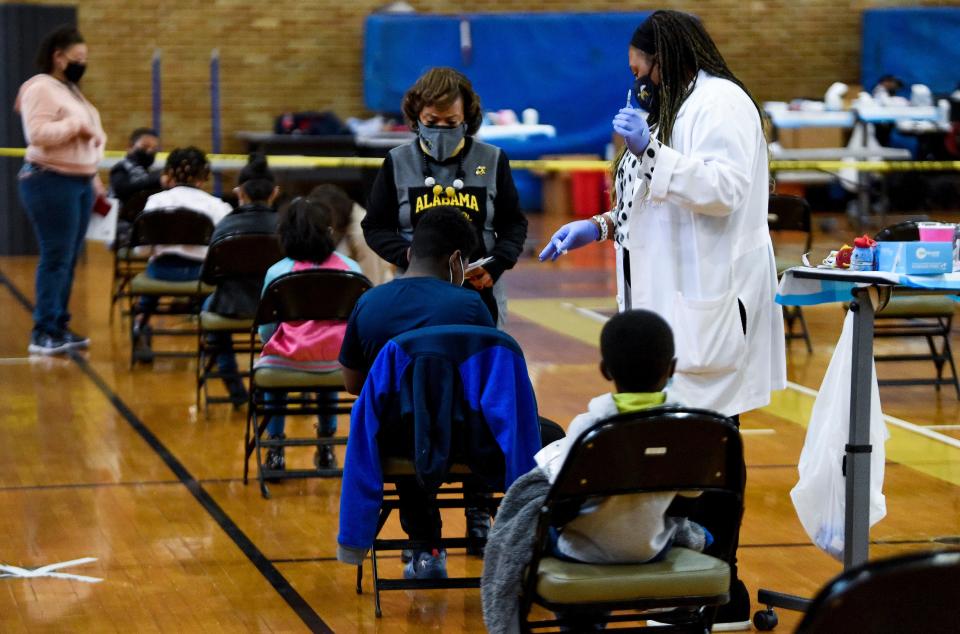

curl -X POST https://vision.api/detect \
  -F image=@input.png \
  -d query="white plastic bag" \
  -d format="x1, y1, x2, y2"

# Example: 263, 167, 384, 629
85, 197, 118, 244
790, 310, 889, 560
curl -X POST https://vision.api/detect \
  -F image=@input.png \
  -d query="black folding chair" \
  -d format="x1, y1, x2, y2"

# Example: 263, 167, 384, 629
769, 194, 814, 352
518, 407, 744, 633
126, 207, 215, 367
243, 269, 372, 498
872, 221, 959, 398
110, 187, 162, 322
352, 325, 540, 618
195, 233, 284, 417
795, 550, 960, 633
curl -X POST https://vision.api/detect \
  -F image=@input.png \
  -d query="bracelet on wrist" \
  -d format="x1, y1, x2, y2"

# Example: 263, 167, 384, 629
592, 215, 609, 242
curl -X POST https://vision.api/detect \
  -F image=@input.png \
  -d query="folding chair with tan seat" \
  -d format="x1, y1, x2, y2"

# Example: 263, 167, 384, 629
518, 407, 744, 633
110, 187, 161, 322
873, 221, 959, 398
126, 207, 216, 367
195, 232, 284, 416
345, 325, 543, 618
243, 268, 372, 498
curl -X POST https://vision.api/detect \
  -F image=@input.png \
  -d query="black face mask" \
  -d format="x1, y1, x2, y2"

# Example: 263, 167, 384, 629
633, 75, 659, 113
64, 62, 86, 83
130, 149, 156, 169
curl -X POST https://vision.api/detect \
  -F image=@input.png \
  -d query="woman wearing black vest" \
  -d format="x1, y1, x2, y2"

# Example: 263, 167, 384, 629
362, 67, 528, 326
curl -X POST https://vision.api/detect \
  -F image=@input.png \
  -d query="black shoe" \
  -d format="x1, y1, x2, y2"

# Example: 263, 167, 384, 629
314, 444, 337, 470
28, 331, 71, 356
60, 329, 90, 349
712, 578, 751, 631
465, 507, 491, 558
224, 377, 248, 409
264, 433, 286, 472
132, 324, 154, 364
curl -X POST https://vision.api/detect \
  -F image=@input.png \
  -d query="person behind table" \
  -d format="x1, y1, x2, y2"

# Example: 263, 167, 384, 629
256, 197, 362, 472
337, 207, 494, 579
132, 146, 232, 363
16, 25, 107, 355
203, 153, 280, 406
308, 184, 394, 286
362, 66, 528, 326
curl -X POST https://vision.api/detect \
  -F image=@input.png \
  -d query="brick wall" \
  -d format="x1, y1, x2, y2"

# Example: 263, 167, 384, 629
2, 0, 954, 154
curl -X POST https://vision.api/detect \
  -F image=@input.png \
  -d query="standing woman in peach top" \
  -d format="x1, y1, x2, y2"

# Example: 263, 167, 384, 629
15, 25, 106, 355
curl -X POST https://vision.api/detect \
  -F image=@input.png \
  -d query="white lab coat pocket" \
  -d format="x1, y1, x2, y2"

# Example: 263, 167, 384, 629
672, 291, 745, 374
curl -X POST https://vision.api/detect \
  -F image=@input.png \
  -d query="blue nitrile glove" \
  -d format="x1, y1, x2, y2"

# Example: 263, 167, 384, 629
612, 107, 651, 156
538, 220, 599, 261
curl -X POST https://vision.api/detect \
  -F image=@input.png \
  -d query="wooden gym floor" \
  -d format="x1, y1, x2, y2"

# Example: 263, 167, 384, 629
0, 216, 958, 632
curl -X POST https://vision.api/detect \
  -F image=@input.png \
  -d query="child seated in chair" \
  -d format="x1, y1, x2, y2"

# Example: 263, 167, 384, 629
132, 146, 232, 363
535, 309, 711, 565
203, 153, 280, 406
256, 196, 362, 472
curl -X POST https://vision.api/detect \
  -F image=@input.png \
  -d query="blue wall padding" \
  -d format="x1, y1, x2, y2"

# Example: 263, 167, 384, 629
862, 8, 960, 96
364, 12, 651, 208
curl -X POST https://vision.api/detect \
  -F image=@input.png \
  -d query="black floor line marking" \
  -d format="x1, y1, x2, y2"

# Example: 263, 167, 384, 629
0, 480, 180, 492
272, 556, 342, 564
0, 272, 331, 633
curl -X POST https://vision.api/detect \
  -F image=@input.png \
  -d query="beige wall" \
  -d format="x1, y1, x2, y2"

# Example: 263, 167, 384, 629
4, 0, 954, 153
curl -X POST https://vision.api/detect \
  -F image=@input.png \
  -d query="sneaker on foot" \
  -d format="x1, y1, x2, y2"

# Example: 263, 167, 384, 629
314, 444, 337, 470
224, 377, 248, 409
60, 329, 90, 349
646, 578, 750, 631
712, 578, 751, 631
28, 331, 71, 356
264, 433, 286, 472
132, 324, 154, 364
403, 549, 447, 580
466, 506, 491, 558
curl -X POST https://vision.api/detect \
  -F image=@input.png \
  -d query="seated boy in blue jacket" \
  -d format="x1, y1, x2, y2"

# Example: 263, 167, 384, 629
337, 208, 495, 579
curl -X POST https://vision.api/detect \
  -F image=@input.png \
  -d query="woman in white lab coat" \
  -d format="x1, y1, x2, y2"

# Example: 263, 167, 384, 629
539, 11, 786, 629
542, 11, 785, 418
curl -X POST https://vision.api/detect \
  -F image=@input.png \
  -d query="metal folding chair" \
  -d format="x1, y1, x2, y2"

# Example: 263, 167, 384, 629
242, 268, 372, 498
195, 233, 284, 416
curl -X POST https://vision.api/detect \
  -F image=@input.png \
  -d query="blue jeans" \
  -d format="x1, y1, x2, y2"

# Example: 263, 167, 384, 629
18, 164, 93, 335
138, 255, 202, 320
264, 390, 338, 437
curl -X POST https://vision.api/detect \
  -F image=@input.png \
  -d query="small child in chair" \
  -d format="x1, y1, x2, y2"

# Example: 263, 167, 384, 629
535, 309, 712, 564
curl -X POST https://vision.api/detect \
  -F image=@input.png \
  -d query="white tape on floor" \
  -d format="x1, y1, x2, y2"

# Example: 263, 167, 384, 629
0, 557, 103, 583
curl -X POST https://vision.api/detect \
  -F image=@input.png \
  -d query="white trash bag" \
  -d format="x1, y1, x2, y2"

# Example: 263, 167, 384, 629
790, 310, 889, 560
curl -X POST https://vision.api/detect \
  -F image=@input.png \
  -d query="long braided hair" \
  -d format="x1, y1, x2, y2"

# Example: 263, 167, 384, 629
613, 11, 766, 191
164, 146, 210, 186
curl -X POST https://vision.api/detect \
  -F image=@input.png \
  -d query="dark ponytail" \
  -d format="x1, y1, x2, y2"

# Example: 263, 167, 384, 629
36, 25, 84, 73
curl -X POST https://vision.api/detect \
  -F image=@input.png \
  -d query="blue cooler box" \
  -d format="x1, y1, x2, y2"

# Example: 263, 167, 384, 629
877, 241, 953, 275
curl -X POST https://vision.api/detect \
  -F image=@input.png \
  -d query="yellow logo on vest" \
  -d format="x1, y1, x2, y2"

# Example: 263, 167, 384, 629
475, 165, 487, 176
414, 191, 480, 214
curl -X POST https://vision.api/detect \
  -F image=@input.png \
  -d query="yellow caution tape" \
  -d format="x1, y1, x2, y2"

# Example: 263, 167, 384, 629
2, 147, 959, 172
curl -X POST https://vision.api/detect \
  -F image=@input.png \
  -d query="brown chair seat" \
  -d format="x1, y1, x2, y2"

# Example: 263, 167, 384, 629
877, 295, 957, 318
199, 311, 254, 331
381, 458, 473, 477
251, 367, 345, 389
130, 273, 213, 296
534, 547, 730, 605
